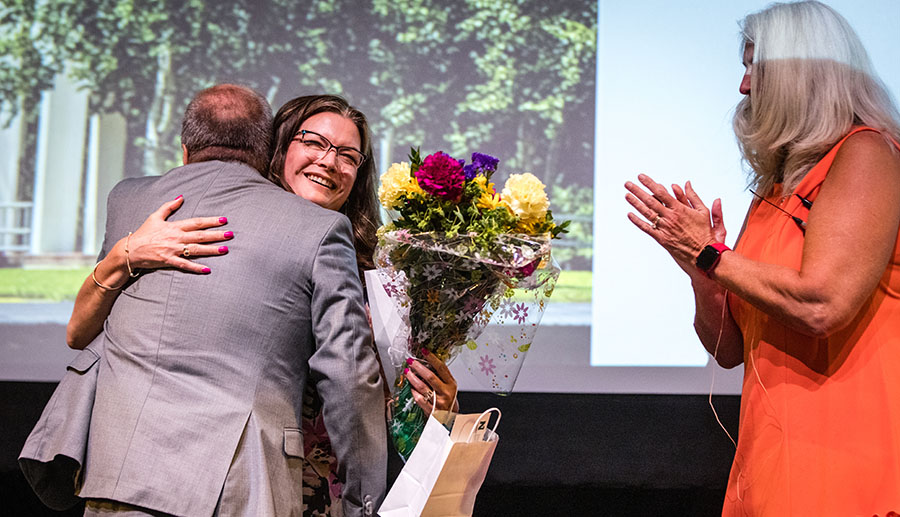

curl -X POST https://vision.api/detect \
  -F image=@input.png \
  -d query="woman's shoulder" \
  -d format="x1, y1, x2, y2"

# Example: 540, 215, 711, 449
822, 127, 900, 206
807, 127, 900, 184
849, 125, 898, 143
833, 128, 900, 170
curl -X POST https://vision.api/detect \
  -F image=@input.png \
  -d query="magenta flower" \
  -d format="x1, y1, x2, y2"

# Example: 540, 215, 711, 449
415, 151, 465, 201
517, 258, 540, 278
383, 280, 401, 298
512, 303, 529, 324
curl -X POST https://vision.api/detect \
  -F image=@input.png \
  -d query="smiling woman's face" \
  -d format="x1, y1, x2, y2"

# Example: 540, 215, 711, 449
282, 111, 360, 211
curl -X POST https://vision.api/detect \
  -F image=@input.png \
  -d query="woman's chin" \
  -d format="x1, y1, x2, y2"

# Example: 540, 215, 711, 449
309, 193, 342, 212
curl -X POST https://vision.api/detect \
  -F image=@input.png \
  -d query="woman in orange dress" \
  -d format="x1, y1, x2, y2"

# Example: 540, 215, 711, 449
625, 1, 900, 514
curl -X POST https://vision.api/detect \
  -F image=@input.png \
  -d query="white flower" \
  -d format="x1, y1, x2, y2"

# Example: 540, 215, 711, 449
501, 173, 550, 224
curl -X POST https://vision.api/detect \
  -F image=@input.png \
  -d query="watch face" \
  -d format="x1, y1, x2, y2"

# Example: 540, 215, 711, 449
695, 245, 719, 271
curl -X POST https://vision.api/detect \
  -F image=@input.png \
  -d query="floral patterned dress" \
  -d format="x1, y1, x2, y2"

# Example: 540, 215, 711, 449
301, 383, 343, 517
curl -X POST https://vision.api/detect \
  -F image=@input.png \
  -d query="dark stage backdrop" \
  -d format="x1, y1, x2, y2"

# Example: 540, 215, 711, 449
1, 382, 740, 516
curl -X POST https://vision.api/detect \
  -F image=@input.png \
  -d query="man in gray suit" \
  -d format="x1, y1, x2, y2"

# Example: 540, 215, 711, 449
71, 84, 386, 516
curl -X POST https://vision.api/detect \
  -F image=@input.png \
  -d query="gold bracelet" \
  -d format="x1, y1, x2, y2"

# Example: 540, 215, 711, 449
125, 231, 140, 278
91, 261, 126, 291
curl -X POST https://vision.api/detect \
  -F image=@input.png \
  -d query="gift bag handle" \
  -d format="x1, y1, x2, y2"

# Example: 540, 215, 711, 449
465, 407, 501, 443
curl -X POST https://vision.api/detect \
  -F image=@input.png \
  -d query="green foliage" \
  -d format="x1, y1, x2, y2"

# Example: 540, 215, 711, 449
391, 188, 517, 246
2, 0, 595, 190
0, 0, 64, 125
407, 147, 423, 173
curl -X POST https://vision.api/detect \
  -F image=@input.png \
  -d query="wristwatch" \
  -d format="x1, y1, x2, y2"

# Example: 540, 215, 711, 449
695, 242, 731, 274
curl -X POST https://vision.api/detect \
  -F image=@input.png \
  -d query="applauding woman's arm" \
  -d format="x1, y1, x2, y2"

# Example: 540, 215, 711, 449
625, 130, 900, 364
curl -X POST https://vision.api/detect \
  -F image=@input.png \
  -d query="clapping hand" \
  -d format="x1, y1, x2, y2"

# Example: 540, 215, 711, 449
625, 174, 726, 274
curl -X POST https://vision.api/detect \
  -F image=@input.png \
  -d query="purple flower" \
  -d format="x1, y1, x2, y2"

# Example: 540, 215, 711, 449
463, 152, 499, 180
479, 355, 496, 375
415, 151, 465, 201
512, 303, 529, 324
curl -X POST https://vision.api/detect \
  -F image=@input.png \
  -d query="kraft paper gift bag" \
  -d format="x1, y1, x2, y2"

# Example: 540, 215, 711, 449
378, 407, 501, 517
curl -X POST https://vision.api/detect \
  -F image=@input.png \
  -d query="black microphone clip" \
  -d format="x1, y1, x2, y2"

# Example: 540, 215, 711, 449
794, 193, 813, 210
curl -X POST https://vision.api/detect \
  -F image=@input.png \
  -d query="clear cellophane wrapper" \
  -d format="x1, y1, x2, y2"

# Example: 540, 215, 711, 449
373, 230, 559, 460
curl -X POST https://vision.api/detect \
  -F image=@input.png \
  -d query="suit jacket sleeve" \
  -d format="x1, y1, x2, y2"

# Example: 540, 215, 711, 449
96, 178, 143, 262
308, 214, 387, 516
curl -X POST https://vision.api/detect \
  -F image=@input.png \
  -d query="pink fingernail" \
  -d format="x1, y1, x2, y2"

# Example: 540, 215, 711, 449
422, 349, 430, 356
403, 368, 409, 374
224, 231, 234, 239
218, 246, 228, 253
406, 357, 414, 365
175, 195, 183, 200
219, 217, 228, 224
201, 267, 211, 274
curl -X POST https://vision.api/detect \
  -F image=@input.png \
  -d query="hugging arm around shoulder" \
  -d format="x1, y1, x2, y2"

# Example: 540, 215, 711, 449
67, 178, 147, 349
307, 214, 388, 516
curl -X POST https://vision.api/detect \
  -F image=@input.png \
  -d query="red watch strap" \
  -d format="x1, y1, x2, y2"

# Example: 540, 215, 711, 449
706, 242, 731, 275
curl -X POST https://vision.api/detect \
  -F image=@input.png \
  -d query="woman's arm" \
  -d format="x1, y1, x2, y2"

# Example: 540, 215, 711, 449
66, 196, 233, 349
651, 191, 745, 368
67, 237, 130, 350
676, 193, 747, 368
628, 131, 900, 340
689, 274, 744, 369
710, 132, 900, 336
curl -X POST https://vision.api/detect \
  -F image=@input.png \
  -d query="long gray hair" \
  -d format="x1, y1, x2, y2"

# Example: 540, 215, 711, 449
733, 0, 900, 195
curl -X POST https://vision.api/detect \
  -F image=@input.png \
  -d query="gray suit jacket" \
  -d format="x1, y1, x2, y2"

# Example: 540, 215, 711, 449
19, 339, 101, 510
76, 160, 385, 516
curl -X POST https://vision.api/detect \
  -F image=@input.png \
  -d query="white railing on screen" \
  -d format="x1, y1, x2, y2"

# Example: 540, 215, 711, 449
0, 201, 32, 253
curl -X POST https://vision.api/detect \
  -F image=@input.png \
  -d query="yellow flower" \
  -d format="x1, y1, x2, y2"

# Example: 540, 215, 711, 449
501, 173, 549, 224
378, 162, 424, 210
514, 220, 538, 234
473, 176, 503, 211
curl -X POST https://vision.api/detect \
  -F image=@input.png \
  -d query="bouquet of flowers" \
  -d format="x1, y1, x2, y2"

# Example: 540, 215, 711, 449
374, 148, 567, 459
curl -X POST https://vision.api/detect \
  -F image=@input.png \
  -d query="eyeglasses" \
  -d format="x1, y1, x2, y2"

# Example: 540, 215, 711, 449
294, 129, 366, 171
749, 189, 813, 233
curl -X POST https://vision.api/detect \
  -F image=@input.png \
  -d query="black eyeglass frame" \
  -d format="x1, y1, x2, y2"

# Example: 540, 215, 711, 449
295, 129, 367, 169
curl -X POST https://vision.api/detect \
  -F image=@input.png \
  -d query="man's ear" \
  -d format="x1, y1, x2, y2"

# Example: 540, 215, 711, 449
182, 144, 189, 165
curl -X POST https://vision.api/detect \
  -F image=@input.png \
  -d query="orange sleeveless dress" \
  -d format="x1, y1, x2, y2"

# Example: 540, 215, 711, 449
723, 127, 900, 516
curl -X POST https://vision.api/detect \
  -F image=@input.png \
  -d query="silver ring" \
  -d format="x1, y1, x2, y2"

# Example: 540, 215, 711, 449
182, 246, 191, 257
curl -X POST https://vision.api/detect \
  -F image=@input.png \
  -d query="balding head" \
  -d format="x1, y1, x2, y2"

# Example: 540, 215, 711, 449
181, 84, 273, 173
